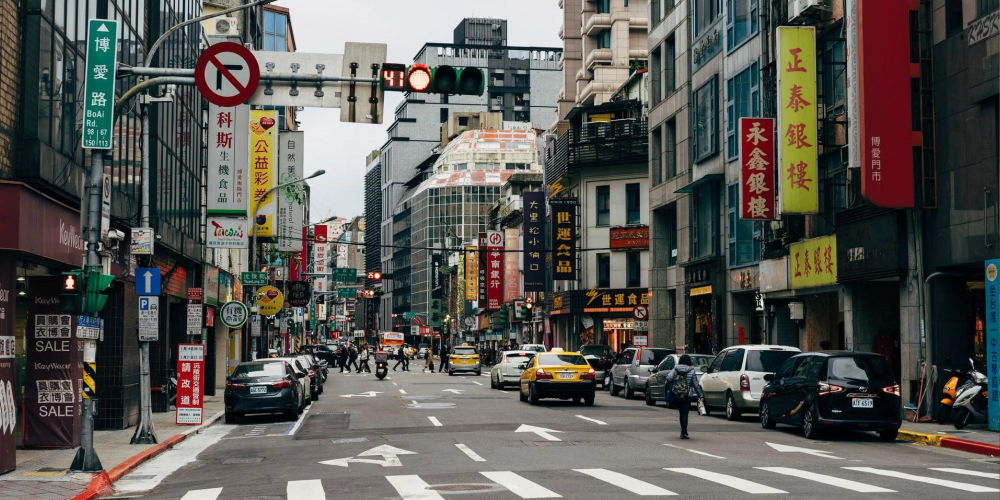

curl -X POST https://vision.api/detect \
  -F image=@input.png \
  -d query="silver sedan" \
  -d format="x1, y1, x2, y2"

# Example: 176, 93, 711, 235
490, 350, 534, 390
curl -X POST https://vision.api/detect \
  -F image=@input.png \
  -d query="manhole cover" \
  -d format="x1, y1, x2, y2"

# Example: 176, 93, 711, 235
331, 437, 369, 444
223, 457, 264, 465
119, 475, 158, 481
429, 484, 495, 492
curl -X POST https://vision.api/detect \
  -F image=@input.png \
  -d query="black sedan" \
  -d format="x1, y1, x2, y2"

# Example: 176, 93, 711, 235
224, 360, 302, 423
759, 351, 901, 441
579, 345, 614, 389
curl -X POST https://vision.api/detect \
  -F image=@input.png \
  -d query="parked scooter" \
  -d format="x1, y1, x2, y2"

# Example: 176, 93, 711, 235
375, 349, 389, 380
935, 360, 970, 424
953, 358, 989, 429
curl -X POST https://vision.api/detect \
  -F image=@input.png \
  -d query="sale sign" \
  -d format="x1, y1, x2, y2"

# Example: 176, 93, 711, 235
176, 344, 205, 425
486, 230, 503, 311
777, 27, 818, 214
739, 118, 776, 220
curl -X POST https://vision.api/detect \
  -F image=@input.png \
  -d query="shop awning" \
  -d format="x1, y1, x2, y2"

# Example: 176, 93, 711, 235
675, 173, 723, 193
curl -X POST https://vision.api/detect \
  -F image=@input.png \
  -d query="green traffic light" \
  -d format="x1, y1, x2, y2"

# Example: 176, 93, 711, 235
457, 67, 485, 96
431, 66, 458, 94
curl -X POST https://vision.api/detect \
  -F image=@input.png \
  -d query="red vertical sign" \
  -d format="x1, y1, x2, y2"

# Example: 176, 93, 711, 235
486, 230, 503, 311
739, 117, 776, 220
176, 344, 205, 425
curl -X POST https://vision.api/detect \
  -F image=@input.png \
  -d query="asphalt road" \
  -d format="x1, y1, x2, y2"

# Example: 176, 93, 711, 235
101, 368, 1000, 500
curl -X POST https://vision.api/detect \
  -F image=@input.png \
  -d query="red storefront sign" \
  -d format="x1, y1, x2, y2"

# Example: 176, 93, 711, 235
485, 231, 503, 311
609, 226, 650, 250
419, 326, 431, 335
504, 229, 520, 302
850, 0, 915, 208
739, 118, 776, 220
176, 344, 205, 425
0, 182, 86, 267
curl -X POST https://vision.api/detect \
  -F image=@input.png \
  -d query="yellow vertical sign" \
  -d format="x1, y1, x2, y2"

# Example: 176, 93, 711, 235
465, 245, 478, 301
249, 109, 277, 237
789, 235, 837, 289
777, 27, 818, 213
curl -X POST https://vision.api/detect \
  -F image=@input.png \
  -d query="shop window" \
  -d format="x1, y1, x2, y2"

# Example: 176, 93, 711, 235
727, 183, 761, 266
598, 253, 611, 287
693, 76, 718, 162
627, 252, 641, 287
626, 183, 641, 224
726, 0, 758, 52
596, 185, 611, 226
725, 61, 759, 161
691, 183, 718, 259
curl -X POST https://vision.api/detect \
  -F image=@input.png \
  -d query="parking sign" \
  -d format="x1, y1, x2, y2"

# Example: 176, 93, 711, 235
138, 296, 159, 341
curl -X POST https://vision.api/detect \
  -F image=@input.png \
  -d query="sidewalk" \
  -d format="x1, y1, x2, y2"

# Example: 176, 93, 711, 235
899, 419, 1000, 457
0, 396, 225, 500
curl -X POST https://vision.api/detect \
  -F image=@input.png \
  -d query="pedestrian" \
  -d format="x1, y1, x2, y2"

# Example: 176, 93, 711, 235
665, 354, 704, 440
393, 345, 407, 371
424, 341, 436, 373
346, 343, 360, 372
357, 345, 371, 373
338, 343, 350, 372
437, 342, 450, 373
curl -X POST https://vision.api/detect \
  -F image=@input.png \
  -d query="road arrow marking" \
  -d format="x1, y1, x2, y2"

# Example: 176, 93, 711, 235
320, 445, 416, 468
339, 391, 382, 398
442, 389, 465, 394
766, 442, 843, 459
515, 424, 562, 442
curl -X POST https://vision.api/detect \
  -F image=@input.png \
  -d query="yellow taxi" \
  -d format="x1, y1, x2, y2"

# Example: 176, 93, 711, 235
518, 351, 597, 405
448, 345, 481, 376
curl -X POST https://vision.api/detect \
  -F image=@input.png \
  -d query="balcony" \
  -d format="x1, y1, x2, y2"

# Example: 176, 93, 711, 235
583, 13, 612, 36
585, 48, 613, 69
545, 115, 648, 183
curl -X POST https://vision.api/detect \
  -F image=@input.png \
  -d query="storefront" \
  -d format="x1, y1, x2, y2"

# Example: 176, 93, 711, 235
728, 266, 764, 346
549, 288, 650, 352
684, 263, 720, 355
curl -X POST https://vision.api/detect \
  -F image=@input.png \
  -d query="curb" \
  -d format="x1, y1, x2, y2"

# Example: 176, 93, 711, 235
68, 409, 226, 500
898, 429, 1000, 457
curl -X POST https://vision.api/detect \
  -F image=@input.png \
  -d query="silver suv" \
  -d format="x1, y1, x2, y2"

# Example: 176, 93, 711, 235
610, 347, 672, 399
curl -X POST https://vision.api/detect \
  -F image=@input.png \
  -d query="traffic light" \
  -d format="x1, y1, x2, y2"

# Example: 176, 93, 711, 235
393, 63, 486, 96
60, 269, 85, 314
406, 64, 432, 93
367, 271, 382, 281
85, 270, 114, 314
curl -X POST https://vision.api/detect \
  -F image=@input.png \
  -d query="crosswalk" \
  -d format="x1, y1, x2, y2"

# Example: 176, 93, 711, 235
173, 466, 999, 499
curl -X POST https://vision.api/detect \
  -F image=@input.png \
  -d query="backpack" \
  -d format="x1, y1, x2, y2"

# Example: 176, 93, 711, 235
671, 371, 690, 401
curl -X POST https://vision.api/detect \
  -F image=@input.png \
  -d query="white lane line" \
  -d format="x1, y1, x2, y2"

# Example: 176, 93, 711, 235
399, 389, 407, 394
455, 443, 486, 462
757, 467, 895, 493
286, 405, 310, 435
662, 443, 726, 459
428, 416, 442, 426
180, 488, 223, 500
472, 381, 483, 386
392, 382, 398, 386
481, 471, 562, 499
386, 475, 446, 500
574, 415, 607, 425
929, 468, 1000, 480
665, 468, 786, 494
574, 469, 676, 496
287, 479, 325, 499
844, 467, 1000, 493
117, 425, 231, 493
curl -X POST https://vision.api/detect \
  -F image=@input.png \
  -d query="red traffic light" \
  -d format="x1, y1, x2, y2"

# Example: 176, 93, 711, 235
367, 271, 382, 281
407, 64, 432, 93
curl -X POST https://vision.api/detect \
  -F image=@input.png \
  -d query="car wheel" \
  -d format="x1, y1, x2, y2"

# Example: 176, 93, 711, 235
726, 392, 741, 421
519, 385, 528, 402
312, 390, 319, 402
879, 429, 899, 442
645, 385, 655, 406
529, 383, 540, 405
584, 392, 595, 406
448, 371, 455, 376
610, 378, 622, 396
573, 397, 582, 405
225, 411, 236, 424
803, 406, 821, 439
760, 401, 776, 429
491, 375, 497, 389
624, 380, 635, 399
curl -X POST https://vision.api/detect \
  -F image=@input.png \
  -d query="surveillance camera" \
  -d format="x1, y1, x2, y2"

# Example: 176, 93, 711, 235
107, 229, 126, 241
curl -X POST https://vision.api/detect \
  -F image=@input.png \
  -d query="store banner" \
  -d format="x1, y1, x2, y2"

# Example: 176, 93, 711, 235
430, 254, 443, 326
846, 0, 914, 208
277, 130, 305, 251
985, 259, 999, 431
777, 27, 818, 214
207, 216, 248, 248
739, 118, 776, 220
551, 199, 577, 280
24, 277, 81, 448
207, 104, 249, 216
465, 246, 478, 301
313, 225, 328, 293
789, 235, 837, 289
485, 231, 503, 311
478, 233, 487, 303
0, 265, 16, 473
504, 228, 520, 303
176, 344, 205, 425
249, 109, 278, 237
522, 191, 545, 292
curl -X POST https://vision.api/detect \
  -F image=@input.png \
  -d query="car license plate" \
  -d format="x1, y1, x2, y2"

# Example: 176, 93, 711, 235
557, 372, 575, 380
852, 398, 873, 408
250, 386, 267, 394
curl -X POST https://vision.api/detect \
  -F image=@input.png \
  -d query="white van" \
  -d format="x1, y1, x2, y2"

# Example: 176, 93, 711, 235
699, 345, 801, 420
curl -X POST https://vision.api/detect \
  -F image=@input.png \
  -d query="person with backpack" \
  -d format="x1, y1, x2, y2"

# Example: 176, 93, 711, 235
666, 354, 704, 440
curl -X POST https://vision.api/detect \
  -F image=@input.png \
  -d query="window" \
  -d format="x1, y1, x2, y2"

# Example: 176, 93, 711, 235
691, 183, 717, 259
596, 185, 611, 225
665, 118, 677, 178
627, 252, 641, 287
597, 29, 612, 49
651, 45, 662, 105
981, 0, 1000, 16
720, 348, 745, 371
652, 126, 663, 185
725, 62, 759, 160
664, 35, 676, 94
726, 0, 759, 51
440, 108, 448, 123
708, 351, 727, 373
692, 76, 718, 162
598, 0, 611, 14
945, 0, 963, 35
746, 350, 798, 373
626, 183, 641, 224
597, 253, 611, 287
651, 0, 662, 24
694, 0, 721, 37
727, 184, 761, 266
666, 205, 678, 266
264, 11, 288, 52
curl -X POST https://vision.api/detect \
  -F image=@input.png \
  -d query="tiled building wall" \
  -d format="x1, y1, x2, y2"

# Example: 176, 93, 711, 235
0, 0, 21, 180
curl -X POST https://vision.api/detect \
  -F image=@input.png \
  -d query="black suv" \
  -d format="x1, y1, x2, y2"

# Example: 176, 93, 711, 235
759, 351, 901, 441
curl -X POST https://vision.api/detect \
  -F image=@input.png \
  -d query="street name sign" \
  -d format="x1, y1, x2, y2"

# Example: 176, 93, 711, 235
331, 268, 357, 283
337, 287, 357, 299
138, 296, 159, 341
195, 42, 260, 107
241, 271, 268, 286
82, 19, 118, 149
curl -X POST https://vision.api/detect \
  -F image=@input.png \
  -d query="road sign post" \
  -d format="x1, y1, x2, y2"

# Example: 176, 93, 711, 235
194, 42, 260, 107
82, 20, 119, 150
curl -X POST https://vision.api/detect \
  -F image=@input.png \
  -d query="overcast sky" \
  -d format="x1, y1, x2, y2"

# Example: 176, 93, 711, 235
278, 0, 563, 222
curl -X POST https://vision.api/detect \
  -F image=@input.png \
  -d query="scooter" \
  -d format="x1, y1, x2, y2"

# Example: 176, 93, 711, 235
935, 361, 969, 424
375, 350, 389, 380
952, 358, 989, 429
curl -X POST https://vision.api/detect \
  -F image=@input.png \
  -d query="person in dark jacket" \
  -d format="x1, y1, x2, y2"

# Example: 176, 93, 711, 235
347, 343, 360, 372
393, 345, 406, 371
437, 342, 450, 373
666, 354, 705, 440
338, 344, 350, 373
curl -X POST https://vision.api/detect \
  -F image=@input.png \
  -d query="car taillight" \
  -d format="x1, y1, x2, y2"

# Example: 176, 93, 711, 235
740, 374, 750, 392
226, 382, 245, 390
581, 368, 596, 380
472, 356, 480, 361
882, 384, 900, 397
818, 382, 844, 396
272, 379, 292, 388
535, 368, 553, 380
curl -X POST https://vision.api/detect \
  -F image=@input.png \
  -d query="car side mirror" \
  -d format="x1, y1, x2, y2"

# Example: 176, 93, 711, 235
700, 366, 708, 373
763, 373, 774, 382
648, 367, 656, 373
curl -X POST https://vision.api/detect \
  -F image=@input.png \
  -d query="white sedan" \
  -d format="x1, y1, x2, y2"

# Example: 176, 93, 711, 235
490, 350, 534, 390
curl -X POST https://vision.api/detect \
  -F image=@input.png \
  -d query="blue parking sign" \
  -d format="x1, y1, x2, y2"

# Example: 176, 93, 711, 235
135, 267, 161, 296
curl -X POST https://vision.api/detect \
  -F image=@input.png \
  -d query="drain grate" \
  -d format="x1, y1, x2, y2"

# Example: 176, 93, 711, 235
119, 475, 158, 481
429, 484, 495, 492
223, 457, 264, 465
331, 437, 369, 444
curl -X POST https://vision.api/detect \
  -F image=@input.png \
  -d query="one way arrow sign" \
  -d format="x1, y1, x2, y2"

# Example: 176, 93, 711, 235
320, 445, 416, 467
135, 267, 161, 296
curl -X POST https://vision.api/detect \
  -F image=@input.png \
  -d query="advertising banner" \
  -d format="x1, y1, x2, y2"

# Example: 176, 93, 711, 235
249, 109, 278, 237
551, 199, 577, 280
176, 344, 205, 425
207, 216, 248, 248
313, 225, 329, 293
522, 191, 545, 292
207, 104, 249, 216
277, 130, 305, 250
485, 231, 503, 311
739, 118, 776, 220
789, 235, 838, 289
777, 27, 818, 214
609, 226, 651, 250
985, 259, 999, 431
24, 277, 81, 448
478, 233, 487, 303
465, 246, 478, 301
504, 228, 520, 303
430, 253, 443, 325
0, 265, 16, 473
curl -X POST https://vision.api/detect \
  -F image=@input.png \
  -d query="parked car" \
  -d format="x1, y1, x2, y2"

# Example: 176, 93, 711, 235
276, 356, 314, 405
760, 351, 901, 441
298, 353, 326, 393
520, 344, 547, 353
225, 360, 302, 423
579, 345, 614, 389
490, 350, 534, 389
518, 352, 597, 405
610, 347, 672, 399
309, 344, 339, 367
645, 353, 716, 406
449, 346, 481, 376
700, 345, 801, 420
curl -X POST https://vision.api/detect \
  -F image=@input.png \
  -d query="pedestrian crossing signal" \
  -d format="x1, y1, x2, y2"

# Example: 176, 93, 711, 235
60, 270, 85, 314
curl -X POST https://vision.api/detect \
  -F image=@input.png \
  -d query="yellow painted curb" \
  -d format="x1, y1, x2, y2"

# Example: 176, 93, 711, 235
898, 429, 944, 446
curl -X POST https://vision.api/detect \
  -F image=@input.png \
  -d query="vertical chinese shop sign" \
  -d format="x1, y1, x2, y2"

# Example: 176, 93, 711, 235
478, 233, 487, 304
551, 199, 577, 280
465, 246, 478, 301
486, 231, 504, 311
176, 344, 205, 425
504, 228, 520, 303
207, 104, 249, 216
522, 191, 546, 292
777, 27, 818, 214
739, 118, 776, 220
277, 131, 305, 251
249, 109, 278, 237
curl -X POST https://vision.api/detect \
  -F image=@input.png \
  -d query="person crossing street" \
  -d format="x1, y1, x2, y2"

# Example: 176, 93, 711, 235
393, 345, 408, 371
346, 343, 360, 372
437, 341, 450, 373
665, 354, 704, 440
357, 345, 371, 373
338, 343, 350, 373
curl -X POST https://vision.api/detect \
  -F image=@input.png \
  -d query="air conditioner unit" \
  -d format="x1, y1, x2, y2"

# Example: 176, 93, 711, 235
212, 17, 239, 36
788, 0, 825, 22
494, 96, 503, 106
491, 78, 499, 86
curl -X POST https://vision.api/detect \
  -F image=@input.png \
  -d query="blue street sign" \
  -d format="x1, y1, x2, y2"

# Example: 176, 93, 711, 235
985, 259, 999, 432
135, 267, 162, 296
